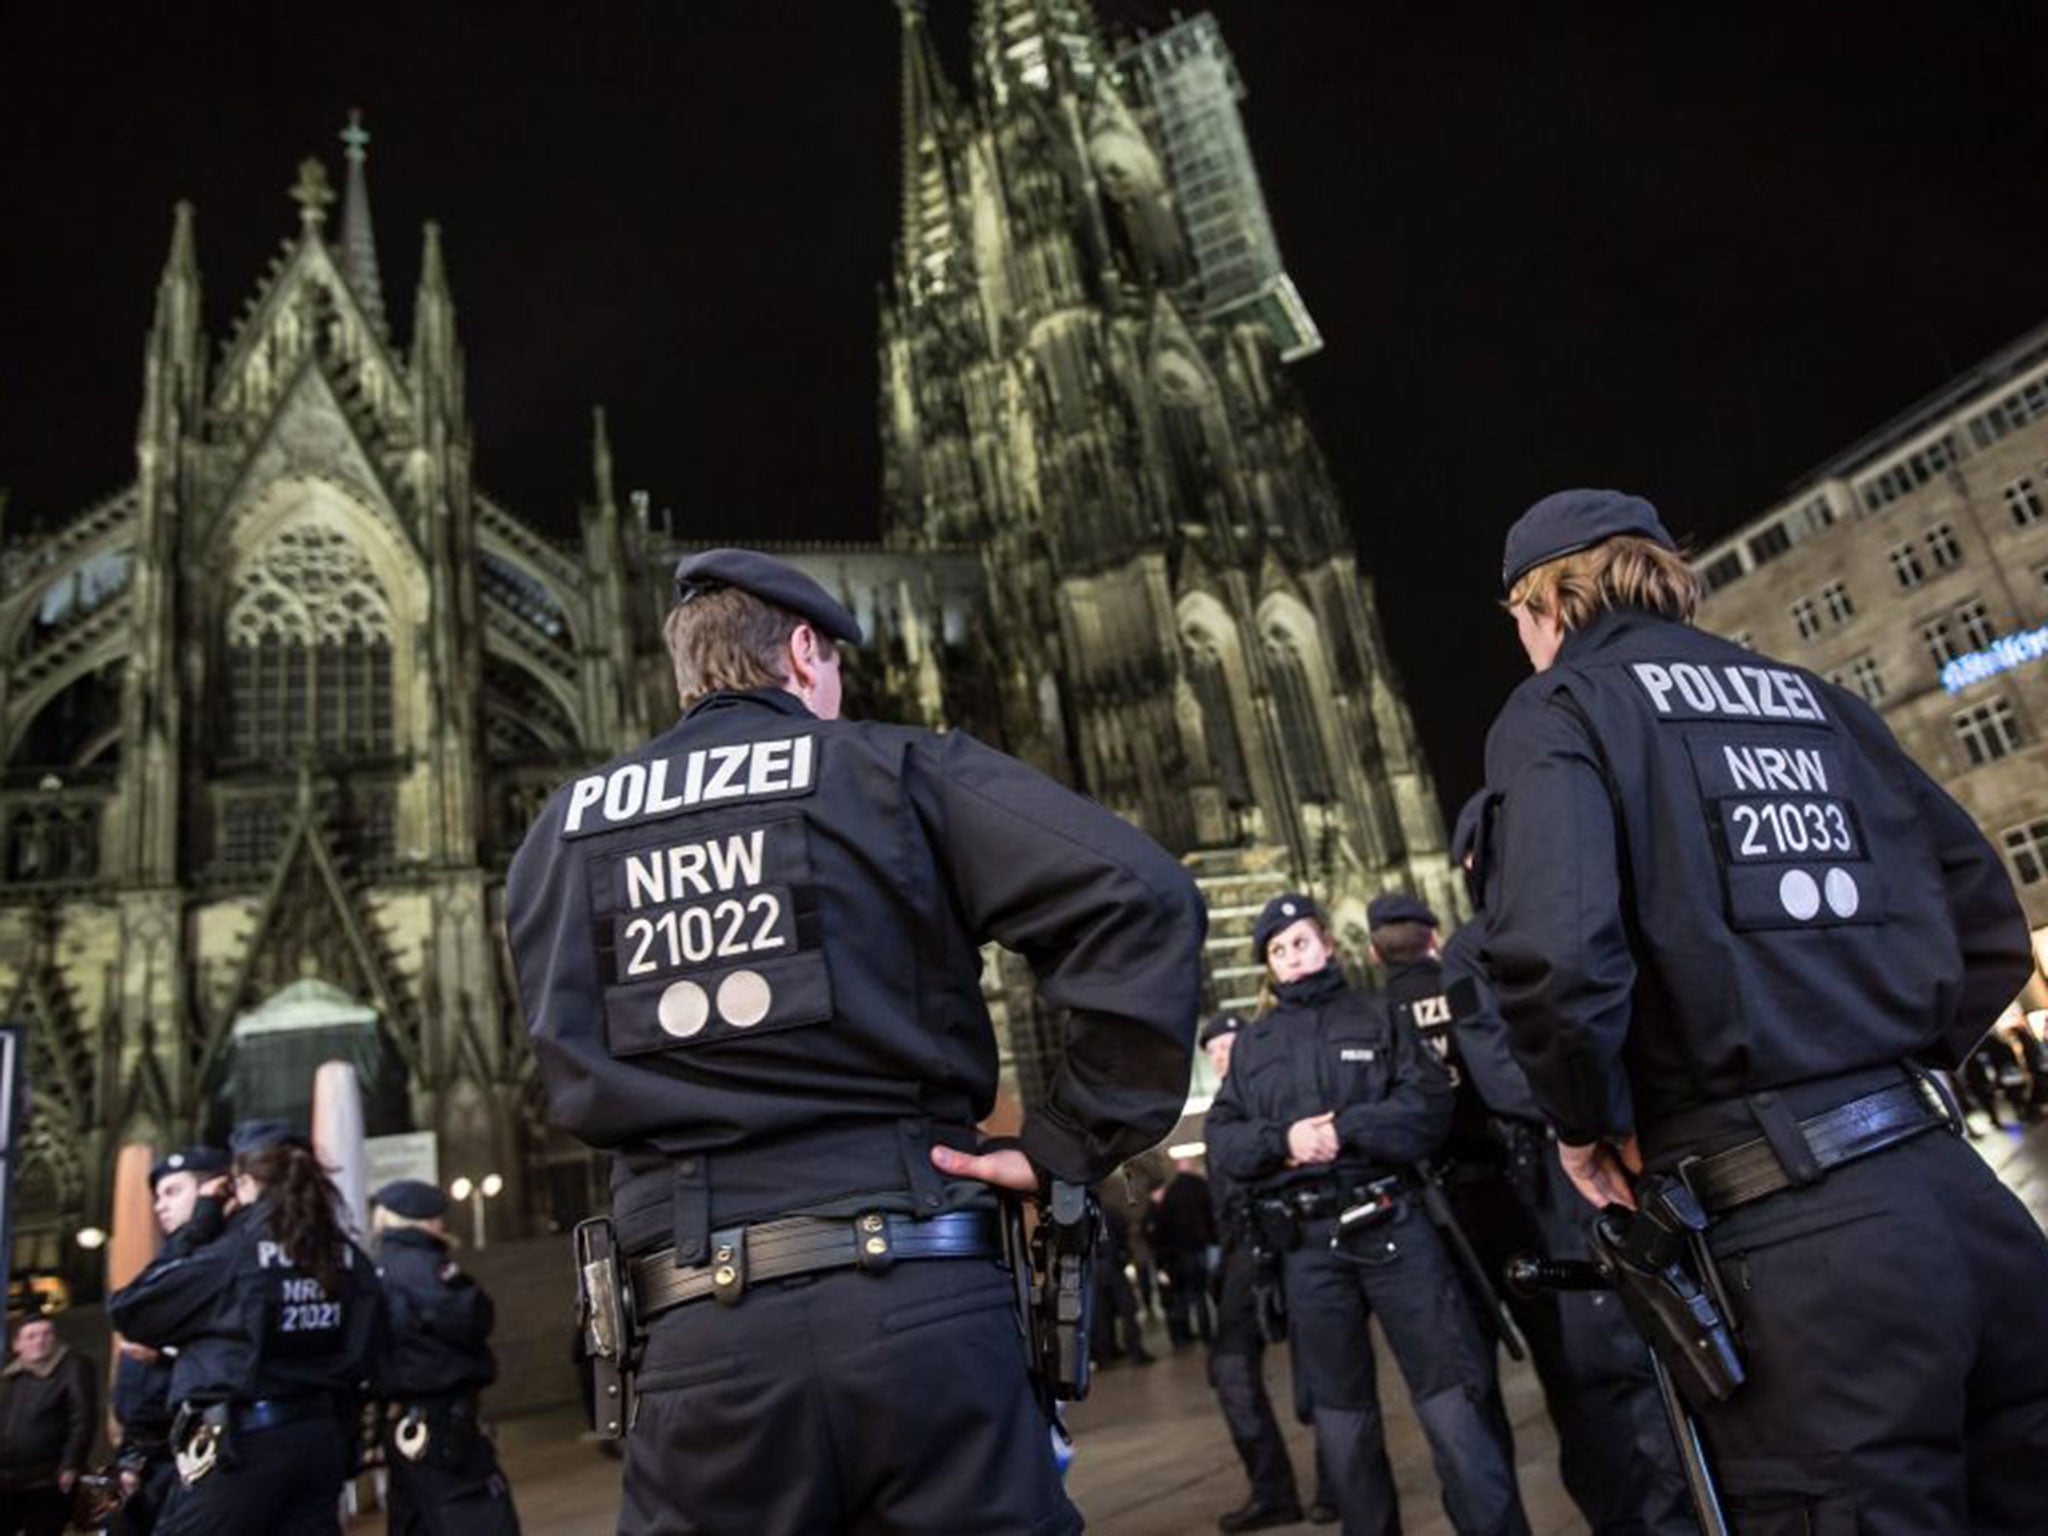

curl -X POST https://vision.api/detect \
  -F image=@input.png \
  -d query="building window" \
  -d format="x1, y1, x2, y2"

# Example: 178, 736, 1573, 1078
1265, 634, 1334, 803
1954, 699, 2023, 766
1820, 581, 1854, 625
1837, 654, 1885, 704
1748, 523, 1792, 565
1955, 598, 1997, 651
1791, 597, 1821, 640
1186, 645, 1252, 806
2010, 476, 2047, 529
1924, 522, 1963, 570
1700, 550, 1745, 593
1858, 432, 1959, 512
1890, 542, 1926, 589
1968, 375, 2048, 448
1923, 616, 1960, 667
2004, 819, 2048, 886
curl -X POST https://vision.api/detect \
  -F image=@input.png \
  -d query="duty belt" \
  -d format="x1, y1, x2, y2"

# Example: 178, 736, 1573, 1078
1681, 1080, 1953, 1214
628, 1208, 1002, 1321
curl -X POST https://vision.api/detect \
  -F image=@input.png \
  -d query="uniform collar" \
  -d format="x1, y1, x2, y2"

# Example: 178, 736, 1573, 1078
1274, 964, 1347, 1008
1556, 605, 1648, 664
380, 1225, 447, 1253
683, 687, 816, 722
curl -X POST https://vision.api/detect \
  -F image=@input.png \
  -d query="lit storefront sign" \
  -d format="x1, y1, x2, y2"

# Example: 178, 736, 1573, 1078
1940, 622, 2048, 693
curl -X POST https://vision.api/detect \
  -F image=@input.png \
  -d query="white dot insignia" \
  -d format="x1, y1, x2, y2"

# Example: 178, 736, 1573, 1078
1778, 869, 1821, 922
1823, 867, 1860, 919
1281, 902, 1297, 916
658, 980, 710, 1038
718, 970, 773, 1028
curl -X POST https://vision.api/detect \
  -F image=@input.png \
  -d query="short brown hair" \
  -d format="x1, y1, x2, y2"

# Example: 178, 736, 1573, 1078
1506, 534, 1701, 632
663, 587, 803, 708
1369, 920, 1433, 965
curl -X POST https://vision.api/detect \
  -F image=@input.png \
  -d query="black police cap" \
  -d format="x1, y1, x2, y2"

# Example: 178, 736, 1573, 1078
670, 548, 864, 645
1199, 1013, 1246, 1048
148, 1145, 230, 1190
227, 1118, 309, 1158
1367, 891, 1438, 931
373, 1179, 450, 1220
1252, 892, 1322, 957
1501, 488, 1676, 592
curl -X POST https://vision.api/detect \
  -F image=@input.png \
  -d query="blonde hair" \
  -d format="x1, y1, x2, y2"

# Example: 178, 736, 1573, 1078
1506, 534, 1701, 632
663, 587, 804, 708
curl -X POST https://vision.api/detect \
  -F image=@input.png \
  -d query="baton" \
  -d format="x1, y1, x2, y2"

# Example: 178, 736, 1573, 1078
1416, 1166, 1527, 1362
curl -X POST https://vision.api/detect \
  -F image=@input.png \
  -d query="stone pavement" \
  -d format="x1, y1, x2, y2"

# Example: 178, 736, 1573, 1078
347, 1115, 2048, 1535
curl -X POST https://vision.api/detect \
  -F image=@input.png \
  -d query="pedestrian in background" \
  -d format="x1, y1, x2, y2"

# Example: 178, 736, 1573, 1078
0, 1314, 96, 1536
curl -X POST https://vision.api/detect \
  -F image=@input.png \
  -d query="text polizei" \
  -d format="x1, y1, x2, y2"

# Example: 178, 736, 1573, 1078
1630, 661, 1826, 722
563, 736, 816, 836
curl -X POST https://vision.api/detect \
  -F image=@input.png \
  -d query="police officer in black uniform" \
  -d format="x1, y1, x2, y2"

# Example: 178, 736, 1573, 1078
1479, 488, 2048, 1533
371, 1179, 520, 1535
1201, 1012, 1305, 1533
106, 1121, 383, 1536
111, 1147, 232, 1535
1206, 893, 1529, 1536
1370, 886, 1692, 1536
507, 548, 1204, 1535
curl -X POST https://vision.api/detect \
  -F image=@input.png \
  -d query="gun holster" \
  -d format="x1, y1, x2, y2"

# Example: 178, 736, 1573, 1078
1592, 1176, 1746, 1407
170, 1403, 234, 1488
1009, 1181, 1099, 1407
574, 1216, 639, 1441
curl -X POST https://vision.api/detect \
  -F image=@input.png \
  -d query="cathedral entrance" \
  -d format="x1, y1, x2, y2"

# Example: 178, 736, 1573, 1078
207, 977, 409, 1141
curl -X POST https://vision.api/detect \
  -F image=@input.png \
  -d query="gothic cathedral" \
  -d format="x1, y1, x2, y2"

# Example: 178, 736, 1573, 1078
0, 5, 1452, 1283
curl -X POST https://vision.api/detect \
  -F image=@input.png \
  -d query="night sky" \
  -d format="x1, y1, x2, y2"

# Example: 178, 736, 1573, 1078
6, 1, 2048, 812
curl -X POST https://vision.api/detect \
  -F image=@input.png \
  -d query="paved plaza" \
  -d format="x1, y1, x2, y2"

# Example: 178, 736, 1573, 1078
348, 1119, 2048, 1535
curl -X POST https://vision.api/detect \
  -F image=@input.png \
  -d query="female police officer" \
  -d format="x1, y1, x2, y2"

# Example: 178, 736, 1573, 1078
1479, 488, 2048, 1533
1206, 894, 1529, 1536
107, 1121, 382, 1536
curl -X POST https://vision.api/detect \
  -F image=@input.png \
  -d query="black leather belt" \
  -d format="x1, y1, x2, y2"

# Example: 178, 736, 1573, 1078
231, 1395, 336, 1433
1682, 1080, 1952, 1214
629, 1208, 1002, 1321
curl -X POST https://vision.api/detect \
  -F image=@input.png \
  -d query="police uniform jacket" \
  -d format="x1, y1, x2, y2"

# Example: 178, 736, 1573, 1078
112, 1202, 222, 1448
1479, 606, 2033, 1149
376, 1227, 495, 1400
1204, 966, 1454, 1189
107, 1198, 382, 1407
507, 687, 1205, 1255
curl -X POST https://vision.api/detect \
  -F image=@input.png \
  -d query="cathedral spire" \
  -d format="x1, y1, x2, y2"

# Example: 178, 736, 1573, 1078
591, 404, 616, 513
140, 199, 204, 446
410, 221, 462, 428
337, 110, 389, 337
896, 0, 964, 293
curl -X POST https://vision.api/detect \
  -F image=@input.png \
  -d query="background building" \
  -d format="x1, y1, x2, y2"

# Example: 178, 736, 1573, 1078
0, 3, 1453, 1284
1693, 320, 2048, 984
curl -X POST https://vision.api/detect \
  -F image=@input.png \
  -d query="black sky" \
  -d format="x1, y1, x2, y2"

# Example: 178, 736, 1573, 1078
6, 2, 2048, 812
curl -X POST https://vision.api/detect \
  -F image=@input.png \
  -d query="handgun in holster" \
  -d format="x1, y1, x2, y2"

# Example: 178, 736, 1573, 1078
1241, 1203, 1291, 1344
1591, 1175, 1745, 1407
574, 1216, 639, 1441
1008, 1181, 1099, 1407
170, 1402, 235, 1487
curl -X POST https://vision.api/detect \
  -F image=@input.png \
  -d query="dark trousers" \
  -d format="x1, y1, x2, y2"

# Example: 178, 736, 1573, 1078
1209, 1241, 1299, 1511
1283, 1201, 1529, 1536
154, 1417, 348, 1536
115, 1454, 178, 1535
0, 1487, 67, 1536
1447, 1169, 1693, 1536
387, 1416, 521, 1536
620, 1258, 1078, 1535
1693, 1128, 2048, 1535
1163, 1250, 1215, 1344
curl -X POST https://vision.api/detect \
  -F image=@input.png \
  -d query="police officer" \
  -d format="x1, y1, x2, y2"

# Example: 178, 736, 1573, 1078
111, 1146, 231, 1535
1479, 488, 2048, 1531
1370, 884, 1692, 1536
506, 548, 1204, 1534
371, 1179, 519, 1534
1206, 893, 1529, 1536
1200, 1012, 1305, 1533
106, 1121, 383, 1536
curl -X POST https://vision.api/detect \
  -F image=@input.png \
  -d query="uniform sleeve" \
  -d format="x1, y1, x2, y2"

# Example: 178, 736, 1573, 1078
1332, 1006, 1455, 1163
1202, 1056, 1290, 1183
419, 1272, 495, 1350
1833, 690, 2034, 1062
1480, 687, 1639, 1145
107, 1233, 238, 1348
914, 733, 1206, 1185
1438, 925, 1545, 1123
507, 792, 615, 1148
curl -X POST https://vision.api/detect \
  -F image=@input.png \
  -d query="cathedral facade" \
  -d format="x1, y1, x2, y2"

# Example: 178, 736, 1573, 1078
0, 5, 1452, 1285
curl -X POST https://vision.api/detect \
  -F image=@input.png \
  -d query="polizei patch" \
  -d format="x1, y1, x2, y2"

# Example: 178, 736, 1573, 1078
1629, 661, 1827, 723
560, 735, 817, 838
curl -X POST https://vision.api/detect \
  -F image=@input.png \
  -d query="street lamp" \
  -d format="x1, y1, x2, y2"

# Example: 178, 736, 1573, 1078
447, 1175, 503, 1250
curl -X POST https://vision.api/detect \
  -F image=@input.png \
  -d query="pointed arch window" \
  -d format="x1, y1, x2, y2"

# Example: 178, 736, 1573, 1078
224, 524, 394, 762
1185, 643, 1252, 806
1266, 633, 1333, 803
